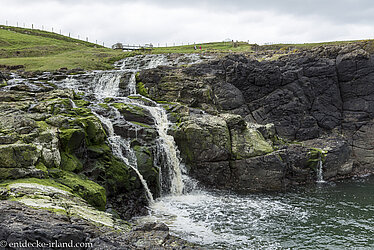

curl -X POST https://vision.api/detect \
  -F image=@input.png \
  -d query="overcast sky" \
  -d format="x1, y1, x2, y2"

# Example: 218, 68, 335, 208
1, 0, 373, 47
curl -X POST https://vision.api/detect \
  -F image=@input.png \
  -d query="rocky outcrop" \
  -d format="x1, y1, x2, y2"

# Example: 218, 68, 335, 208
0, 70, 196, 248
137, 43, 374, 190
0, 194, 194, 249
0, 76, 152, 219
172, 110, 351, 191
1, 44, 374, 246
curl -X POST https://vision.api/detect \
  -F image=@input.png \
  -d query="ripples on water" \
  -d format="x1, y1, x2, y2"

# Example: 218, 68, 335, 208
142, 175, 374, 249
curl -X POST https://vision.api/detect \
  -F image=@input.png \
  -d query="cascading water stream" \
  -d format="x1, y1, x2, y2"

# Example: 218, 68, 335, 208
36, 54, 374, 249
94, 110, 154, 202
147, 106, 184, 195
316, 157, 325, 183
57, 54, 205, 201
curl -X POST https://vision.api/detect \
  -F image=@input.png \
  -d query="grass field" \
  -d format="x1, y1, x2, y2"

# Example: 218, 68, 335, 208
151, 39, 374, 54
0, 25, 133, 71
0, 24, 372, 71
151, 41, 253, 54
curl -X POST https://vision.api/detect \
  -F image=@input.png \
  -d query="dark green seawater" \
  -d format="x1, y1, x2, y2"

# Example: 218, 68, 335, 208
147, 175, 374, 249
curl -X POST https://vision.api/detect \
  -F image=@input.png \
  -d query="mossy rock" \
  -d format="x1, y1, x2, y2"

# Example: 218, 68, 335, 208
111, 103, 154, 125
0, 144, 39, 168
60, 152, 83, 172
73, 99, 91, 107
0, 177, 74, 193
231, 125, 274, 160
133, 145, 160, 197
46, 98, 73, 115
35, 162, 48, 173
69, 107, 92, 117
70, 116, 106, 145
98, 103, 110, 110
175, 115, 231, 163
59, 128, 86, 153
104, 156, 139, 195
48, 170, 106, 210
136, 81, 150, 98
0, 79, 7, 88
308, 147, 327, 170
87, 144, 111, 158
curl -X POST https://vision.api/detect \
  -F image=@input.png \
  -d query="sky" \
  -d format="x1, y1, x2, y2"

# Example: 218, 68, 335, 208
1, 0, 374, 47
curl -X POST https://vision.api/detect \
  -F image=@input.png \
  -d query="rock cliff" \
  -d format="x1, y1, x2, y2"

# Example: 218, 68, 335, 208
137, 42, 374, 191
1, 42, 374, 248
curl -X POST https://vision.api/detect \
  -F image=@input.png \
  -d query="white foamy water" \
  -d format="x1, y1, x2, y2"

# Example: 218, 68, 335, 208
140, 189, 309, 249
147, 106, 184, 195
94, 111, 154, 202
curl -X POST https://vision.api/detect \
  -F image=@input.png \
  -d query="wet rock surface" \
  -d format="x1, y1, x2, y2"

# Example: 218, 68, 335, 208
1, 45, 374, 248
137, 43, 374, 190
0, 201, 196, 250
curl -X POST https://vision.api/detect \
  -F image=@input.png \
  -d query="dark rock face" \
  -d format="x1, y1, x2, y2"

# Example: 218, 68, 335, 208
137, 44, 374, 191
0, 201, 195, 250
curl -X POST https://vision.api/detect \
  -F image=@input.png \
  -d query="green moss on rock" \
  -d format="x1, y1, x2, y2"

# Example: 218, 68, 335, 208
60, 152, 83, 172
35, 162, 48, 173
0, 144, 39, 168
0, 79, 7, 88
308, 147, 327, 170
49, 170, 106, 210
231, 125, 274, 159
73, 99, 91, 107
59, 128, 85, 153
105, 155, 138, 194
70, 116, 106, 145
133, 145, 160, 197
87, 144, 111, 157
0, 177, 74, 193
136, 81, 150, 98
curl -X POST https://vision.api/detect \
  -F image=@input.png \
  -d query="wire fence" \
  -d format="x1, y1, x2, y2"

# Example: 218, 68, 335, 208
3, 19, 300, 49
3, 20, 106, 47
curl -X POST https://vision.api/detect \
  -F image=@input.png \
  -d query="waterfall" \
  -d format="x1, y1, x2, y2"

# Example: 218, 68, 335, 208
56, 54, 207, 200
147, 106, 184, 195
94, 111, 154, 202
93, 72, 122, 98
316, 158, 325, 183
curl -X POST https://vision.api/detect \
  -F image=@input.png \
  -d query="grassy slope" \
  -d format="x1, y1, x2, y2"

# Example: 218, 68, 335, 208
152, 41, 253, 54
152, 39, 374, 54
0, 24, 372, 71
0, 25, 132, 71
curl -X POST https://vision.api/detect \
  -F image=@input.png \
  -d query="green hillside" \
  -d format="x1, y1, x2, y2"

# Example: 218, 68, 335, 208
1, 24, 372, 71
0, 25, 132, 71
152, 39, 374, 54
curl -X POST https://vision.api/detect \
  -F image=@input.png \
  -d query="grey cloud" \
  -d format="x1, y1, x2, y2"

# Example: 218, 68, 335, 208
14, 0, 374, 25
1, 0, 373, 46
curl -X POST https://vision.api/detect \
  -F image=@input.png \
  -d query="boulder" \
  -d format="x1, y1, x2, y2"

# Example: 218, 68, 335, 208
175, 114, 231, 163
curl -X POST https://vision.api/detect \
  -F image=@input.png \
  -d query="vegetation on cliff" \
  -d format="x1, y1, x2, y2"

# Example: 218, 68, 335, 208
0, 25, 134, 71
